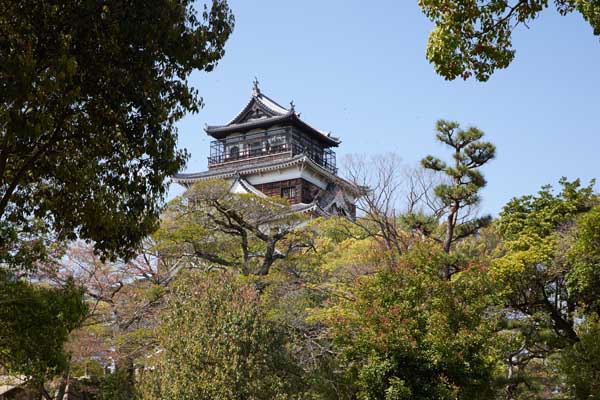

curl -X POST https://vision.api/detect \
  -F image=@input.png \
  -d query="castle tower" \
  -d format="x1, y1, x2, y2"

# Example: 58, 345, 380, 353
173, 81, 359, 218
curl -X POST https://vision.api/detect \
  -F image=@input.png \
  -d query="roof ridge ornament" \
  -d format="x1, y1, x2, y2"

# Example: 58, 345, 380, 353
289, 100, 295, 112
252, 77, 260, 96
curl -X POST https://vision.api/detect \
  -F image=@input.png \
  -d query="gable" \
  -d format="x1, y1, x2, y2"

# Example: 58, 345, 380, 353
227, 92, 290, 126
235, 101, 274, 123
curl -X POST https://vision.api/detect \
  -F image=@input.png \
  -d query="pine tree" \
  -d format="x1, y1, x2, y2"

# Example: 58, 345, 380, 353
421, 120, 496, 277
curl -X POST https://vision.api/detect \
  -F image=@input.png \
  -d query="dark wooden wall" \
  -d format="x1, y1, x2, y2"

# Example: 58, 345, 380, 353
254, 178, 321, 204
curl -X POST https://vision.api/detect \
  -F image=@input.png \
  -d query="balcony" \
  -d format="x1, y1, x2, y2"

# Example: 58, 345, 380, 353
208, 128, 337, 174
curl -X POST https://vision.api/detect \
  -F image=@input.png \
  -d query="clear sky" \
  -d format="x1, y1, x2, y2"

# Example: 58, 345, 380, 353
170, 0, 600, 215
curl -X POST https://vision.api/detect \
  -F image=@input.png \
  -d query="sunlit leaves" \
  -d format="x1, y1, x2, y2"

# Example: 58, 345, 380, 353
419, 0, 600, 81
156, 180, 311, 276
322, 242, 500, 400
566, 205, 600, 313
491, 179, 599, 395
138, 271, 303, 400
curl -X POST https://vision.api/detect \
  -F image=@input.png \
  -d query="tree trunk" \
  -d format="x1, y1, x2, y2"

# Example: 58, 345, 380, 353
55, 370, 69, 400
505, 363, 517, 400
443, 211, 455, 254
442, 203, 458, 279
40, 385, 53, 400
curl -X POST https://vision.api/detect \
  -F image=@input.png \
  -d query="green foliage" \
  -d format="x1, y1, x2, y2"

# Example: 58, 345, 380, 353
0, 0, 234, 265
422, 120, 496, 210
493, 179, 596, 326
421, 120, 495, 261
561, 315, 600, 399
98, 368, 137, 400
419, 0, 600, 81
40, 176, 596, 400
497, 178, 594, 241
138, 271, 304, 400
155, 180, 310, 276
0, 271, 87, 386
567, 206, 600, 313
493, 178, 598, 395
323, 241, 501, 400
398, 211, 439, 237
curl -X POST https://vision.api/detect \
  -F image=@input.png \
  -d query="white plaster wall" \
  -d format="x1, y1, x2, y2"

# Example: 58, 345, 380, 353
229, 179, 247, 194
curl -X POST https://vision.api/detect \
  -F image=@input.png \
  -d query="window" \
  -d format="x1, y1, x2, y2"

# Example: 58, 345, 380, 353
228, 145, 239, 160
248, 141, 263, 156
268, 135, 287, 152
281, 187, 296, 200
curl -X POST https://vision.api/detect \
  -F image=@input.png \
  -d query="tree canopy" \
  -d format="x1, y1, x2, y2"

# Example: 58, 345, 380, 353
0, 0, 234, 266
421, 120, 495, 273
419, 0, 600, 81
156, 180, 312, 277
8, 1, 600, 398
26, 168, 599, 400
493, 178, 600, 397
0, 271, 86, 390
138, 271, 304, 400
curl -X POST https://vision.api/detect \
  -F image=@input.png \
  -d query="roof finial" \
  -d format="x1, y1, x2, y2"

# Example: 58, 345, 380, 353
252, 77, 260, 96
289, 100, 295, 112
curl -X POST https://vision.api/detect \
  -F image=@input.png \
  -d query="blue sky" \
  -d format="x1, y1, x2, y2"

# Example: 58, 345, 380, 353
170, 1, 600, 215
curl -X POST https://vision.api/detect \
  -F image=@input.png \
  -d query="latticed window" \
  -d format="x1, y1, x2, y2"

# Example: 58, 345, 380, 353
281, 186, 296, 200
248, 141, 263, 156
228, 145, 239, 160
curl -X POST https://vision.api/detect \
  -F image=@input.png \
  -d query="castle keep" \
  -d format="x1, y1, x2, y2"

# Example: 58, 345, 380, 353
174, 81, 358, 218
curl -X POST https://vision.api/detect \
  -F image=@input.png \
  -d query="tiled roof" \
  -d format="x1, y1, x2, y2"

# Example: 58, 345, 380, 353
224, 91, 288, 125
205, 84, 341, 147
0, 376, 27, 396
229, 178, 344, 218
173, 154, 361, 196
231, 177, 267, 197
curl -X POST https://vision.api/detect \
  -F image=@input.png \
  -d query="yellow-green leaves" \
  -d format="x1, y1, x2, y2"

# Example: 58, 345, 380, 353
566, 206, 600, 312
154, 180, 311, 276
138, 271, 304, 400
491, 179, 598, 393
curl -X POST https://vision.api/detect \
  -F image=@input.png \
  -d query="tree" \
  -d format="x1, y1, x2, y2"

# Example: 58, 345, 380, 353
344, 154, 441, 256
38, 179, 314, 396
495, 179, 596, 344
0, 0, 234, 266
560, 316, 600, 399
493, 178, 598, 397
40, 238, 190, 398
421, 120, 495, 277
419, 0, 600, 81
138, 270, 304, 400
323, 240, 501, 400
26, 238, 191, 399
0, 271, 87, 398
566, 204, 600, 315
155, 180, 312, 277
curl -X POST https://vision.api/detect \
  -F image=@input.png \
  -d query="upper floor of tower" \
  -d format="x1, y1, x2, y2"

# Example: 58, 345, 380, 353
205, 80, 340, 174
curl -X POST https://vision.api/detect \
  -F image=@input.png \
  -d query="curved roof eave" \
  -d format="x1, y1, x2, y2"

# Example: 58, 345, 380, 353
173, 154, 361, 196
206, 112, 341, 147
224, 92, 288, 126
